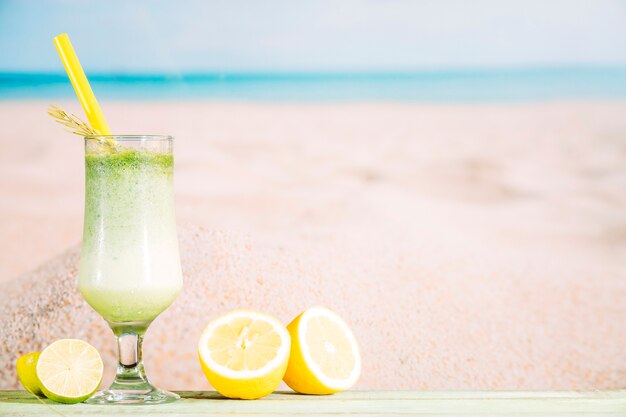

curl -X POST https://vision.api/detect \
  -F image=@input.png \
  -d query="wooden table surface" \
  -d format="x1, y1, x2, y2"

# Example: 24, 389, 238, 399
1, 390, 625, 416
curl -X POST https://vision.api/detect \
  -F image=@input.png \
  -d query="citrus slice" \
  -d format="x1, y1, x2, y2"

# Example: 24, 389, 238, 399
283, 306, 361, 394
16, 352, 44, 396
198, 310, 290, 399
36, 339, 103, 404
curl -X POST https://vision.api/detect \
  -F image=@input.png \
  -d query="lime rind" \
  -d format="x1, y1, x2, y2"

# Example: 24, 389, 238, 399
16, 352, 44, 397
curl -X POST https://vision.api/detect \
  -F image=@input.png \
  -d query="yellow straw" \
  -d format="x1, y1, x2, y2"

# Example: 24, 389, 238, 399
53, 33, 111, 135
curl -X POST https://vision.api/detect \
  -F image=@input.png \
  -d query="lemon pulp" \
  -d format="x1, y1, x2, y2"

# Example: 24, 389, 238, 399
198, 310, 290, 399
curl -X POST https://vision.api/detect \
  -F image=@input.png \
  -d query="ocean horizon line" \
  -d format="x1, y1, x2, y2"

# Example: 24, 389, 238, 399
2, 65, 626, 81
2, 66, 626, 102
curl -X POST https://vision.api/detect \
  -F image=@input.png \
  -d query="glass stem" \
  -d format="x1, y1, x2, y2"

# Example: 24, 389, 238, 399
110, 332, 151, 391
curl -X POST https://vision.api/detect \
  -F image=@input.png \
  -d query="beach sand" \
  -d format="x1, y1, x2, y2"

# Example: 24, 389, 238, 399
0, 100, 625, 389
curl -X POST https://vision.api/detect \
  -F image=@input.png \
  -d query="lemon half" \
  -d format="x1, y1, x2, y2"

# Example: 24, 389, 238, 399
283, 306, 361, 394
198, 310, 291, 399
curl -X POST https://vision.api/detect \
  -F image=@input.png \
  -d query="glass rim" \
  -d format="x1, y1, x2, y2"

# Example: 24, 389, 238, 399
84, 135, 174, 141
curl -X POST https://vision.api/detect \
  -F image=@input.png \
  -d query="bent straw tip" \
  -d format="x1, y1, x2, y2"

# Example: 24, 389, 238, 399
53, 33, 69, 44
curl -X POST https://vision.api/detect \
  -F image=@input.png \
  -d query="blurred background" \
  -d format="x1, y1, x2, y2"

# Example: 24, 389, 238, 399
3, 0, 626, 101
1, 0, 625, 390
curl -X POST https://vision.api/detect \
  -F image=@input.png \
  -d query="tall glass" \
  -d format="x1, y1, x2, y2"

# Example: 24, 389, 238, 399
78, 136, 183, 404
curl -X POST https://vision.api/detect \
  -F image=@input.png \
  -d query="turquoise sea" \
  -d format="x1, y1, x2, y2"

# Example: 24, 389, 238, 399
1, 67, 626, 102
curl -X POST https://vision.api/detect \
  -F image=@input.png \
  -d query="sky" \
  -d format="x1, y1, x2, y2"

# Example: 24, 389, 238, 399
1, 0, 626, 73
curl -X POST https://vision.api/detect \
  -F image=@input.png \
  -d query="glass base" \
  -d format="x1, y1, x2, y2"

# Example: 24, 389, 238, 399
86, 386, 179, 405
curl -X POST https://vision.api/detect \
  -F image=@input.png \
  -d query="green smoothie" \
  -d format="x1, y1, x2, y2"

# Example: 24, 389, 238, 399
78, 146, 183, 324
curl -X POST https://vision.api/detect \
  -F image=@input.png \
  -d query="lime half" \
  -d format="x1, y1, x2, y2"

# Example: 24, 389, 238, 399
36, 339, 103, 404
16, 352, 44, 396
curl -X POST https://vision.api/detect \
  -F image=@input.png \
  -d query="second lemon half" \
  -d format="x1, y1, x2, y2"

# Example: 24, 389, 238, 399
283, 306, 361, 394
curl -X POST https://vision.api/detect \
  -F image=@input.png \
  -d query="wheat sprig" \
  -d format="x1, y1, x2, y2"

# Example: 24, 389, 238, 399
47, 105, 97, 136
47, 105, 116, 149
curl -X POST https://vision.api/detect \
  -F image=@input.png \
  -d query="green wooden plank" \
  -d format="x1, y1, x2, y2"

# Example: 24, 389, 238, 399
0, 390, 625, 416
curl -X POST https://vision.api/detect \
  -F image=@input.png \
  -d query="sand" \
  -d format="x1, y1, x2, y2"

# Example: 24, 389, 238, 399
0, 100, 625, 390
